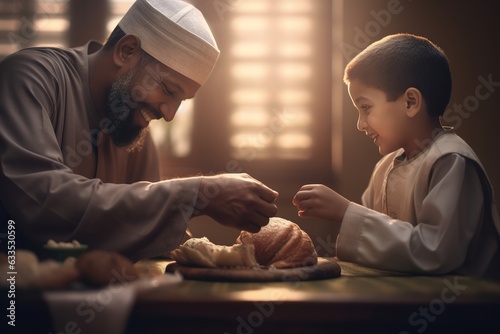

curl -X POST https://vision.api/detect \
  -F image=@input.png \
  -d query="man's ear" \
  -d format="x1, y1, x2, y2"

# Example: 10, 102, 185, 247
403, 87, 423, 118
112, 34, 142, 68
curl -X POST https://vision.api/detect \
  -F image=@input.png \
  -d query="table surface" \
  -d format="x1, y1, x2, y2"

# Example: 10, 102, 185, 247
127, 259, 500, 334
9, 258, 500, 334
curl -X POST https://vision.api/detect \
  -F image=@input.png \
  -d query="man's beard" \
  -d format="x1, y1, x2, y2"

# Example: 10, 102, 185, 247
103, 69, 148, 152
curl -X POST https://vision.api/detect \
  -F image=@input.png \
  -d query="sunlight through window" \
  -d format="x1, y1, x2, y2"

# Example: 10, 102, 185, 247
229, 0, 316, 160
0, 0, 69, 57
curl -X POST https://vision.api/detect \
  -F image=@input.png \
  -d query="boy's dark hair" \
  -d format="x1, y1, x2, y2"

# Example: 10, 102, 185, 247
343, 33, 452, 117
102, 26, 156, 67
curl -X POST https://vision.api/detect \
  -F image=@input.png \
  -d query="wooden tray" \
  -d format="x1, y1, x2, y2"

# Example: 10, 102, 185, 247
165, 257, 341, 282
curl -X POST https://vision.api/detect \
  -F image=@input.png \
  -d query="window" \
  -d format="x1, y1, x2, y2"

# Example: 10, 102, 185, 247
0, 0, 135, 59
171, 0, 334, 180
0, 0, 69, 59
228, 0, 316, 160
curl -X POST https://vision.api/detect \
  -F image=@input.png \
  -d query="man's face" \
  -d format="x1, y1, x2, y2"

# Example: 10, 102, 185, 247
103, 58, 201, 152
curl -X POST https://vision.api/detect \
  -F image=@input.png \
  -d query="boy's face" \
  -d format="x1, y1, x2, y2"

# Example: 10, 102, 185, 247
347, 79, 411, 156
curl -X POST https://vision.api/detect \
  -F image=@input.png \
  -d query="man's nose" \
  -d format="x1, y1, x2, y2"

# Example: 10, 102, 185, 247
160, 101, 181, 122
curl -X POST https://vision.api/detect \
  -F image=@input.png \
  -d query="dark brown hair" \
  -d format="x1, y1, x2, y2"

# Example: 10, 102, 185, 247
344, 33, 452, 117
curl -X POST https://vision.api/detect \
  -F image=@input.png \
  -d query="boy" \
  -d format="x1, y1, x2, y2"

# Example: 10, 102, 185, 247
293, 33, 500, 278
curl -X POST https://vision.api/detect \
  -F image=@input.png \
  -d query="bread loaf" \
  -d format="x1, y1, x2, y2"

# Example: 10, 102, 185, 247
236, 217, 317, 268
76, 250, 139, 286
170, 217, 317, 269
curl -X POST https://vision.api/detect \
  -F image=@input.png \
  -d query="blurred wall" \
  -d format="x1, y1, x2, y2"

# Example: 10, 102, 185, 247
68, 0, 109, 47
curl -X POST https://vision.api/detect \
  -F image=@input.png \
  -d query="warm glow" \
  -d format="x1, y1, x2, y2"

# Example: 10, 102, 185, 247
277, 17, 312, 34
277, 89, 311, 104
277, 1, 313, 13
277, 62, 312, 81
231, 16, 270, 34
231, 107, 269, 127
276, 132, 312, 149
277, 42, 312, 58
230, 132, 271, 149
32, 43, 65, 48
231, 42, 270, 58
229, 287, 314, 301
35, 18, 69, 32
280, 107, 312, 126
231, 62, 269, 81
111, 1, 134, 15
231, 1, 270, 13
232, 89, 269, 104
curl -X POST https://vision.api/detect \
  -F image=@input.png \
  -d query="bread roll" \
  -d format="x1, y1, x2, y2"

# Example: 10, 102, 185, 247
76, 250, 139, 286
236, 217, 317, 268
36, 258, 80, 289
0, 250, 79, 289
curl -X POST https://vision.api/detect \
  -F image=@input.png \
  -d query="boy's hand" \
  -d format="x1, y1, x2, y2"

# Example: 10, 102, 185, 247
292, 184, 349, 222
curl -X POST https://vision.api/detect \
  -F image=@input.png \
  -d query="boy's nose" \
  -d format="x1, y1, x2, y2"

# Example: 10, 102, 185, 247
357, 115, 367, 131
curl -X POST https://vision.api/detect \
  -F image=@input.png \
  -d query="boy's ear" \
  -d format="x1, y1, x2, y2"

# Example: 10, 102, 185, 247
112, 34, 142, 69
403, 87, 422, 118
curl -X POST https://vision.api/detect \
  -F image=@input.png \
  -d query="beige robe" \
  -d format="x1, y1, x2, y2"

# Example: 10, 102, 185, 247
337, 131, 500, 278
0, 42, 200, 260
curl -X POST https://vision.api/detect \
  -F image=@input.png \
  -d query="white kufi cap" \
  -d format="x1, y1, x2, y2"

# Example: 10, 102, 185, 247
118, 0, 220, 85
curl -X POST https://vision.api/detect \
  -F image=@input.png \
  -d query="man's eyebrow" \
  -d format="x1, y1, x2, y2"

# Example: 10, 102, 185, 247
162, 77, 196, 99
171, 80, 185, 95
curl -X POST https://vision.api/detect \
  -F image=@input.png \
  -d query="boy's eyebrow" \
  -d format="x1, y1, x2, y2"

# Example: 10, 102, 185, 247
354, 96, 369, 104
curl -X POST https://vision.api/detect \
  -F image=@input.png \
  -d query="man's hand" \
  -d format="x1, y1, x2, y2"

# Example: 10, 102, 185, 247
196, 173, 279, 232
292, 184, 349, 222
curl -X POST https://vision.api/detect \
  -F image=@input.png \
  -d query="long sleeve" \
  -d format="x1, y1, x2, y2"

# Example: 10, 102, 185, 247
336, 154, 489, 275
0, 47, 200, 261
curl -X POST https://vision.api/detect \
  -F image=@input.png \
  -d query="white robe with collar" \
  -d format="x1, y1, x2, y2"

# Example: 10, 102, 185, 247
337, 131, 500, 278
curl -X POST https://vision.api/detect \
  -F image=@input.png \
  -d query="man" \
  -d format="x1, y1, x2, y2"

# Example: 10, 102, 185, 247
0, 0, 279, 261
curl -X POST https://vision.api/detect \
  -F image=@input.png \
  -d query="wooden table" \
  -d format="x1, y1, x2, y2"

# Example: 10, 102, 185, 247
126, 260, 500, 334
7, 259, 500, 334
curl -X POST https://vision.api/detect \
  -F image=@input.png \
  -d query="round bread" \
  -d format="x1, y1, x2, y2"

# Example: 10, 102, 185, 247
36, 258, 80, 289
236, 217, 318, 268
76, 250, 139, 286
